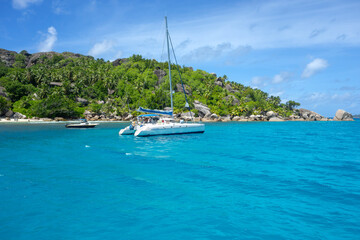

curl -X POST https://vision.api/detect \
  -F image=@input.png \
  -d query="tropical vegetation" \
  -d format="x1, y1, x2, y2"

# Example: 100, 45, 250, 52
0, 50, 300, 119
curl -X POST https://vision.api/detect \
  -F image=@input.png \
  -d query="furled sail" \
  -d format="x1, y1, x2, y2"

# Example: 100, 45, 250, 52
137, 107, 173, 116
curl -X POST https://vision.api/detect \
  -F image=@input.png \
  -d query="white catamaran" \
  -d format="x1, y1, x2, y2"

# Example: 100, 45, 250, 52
119, 17, 205, 137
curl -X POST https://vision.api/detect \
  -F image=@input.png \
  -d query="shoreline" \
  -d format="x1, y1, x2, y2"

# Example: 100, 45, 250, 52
0, 118, 127, 124
1, 118, 356, 125
1, 109, 354, 123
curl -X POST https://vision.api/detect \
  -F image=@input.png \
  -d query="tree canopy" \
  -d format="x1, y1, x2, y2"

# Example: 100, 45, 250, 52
0, 52, 300, 119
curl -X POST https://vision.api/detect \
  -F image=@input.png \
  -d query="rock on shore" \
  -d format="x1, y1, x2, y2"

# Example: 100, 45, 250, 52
193, 100, 211, 118
333, 109, 354, 121
298, 108, 327, 121
0, 93, 354, 123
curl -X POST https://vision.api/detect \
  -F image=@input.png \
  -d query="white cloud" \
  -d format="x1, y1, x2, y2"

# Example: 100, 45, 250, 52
166, 0, 360, 51
250, 71, 291, 90
302, 58, 328, 78
52, 0, 69, 15
250, 76, 268, 88
272, 72, 292, 84
299, 91, 360, 116
269, 91, 284, 97
331, 92, 352, 101
64, 0, 360, 64
38, 26, 57, 52
251, 77, 263, 85
182, 42, 251, 62
109, 51, 123, 62
57, 0, 360, 64
308, 92, 327, 101
348, 102, 357, 108
88, 40, 115, 57
12, 0, 42, 9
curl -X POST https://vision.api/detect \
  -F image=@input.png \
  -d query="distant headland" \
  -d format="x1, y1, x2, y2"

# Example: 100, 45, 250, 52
0, 48, 354, 122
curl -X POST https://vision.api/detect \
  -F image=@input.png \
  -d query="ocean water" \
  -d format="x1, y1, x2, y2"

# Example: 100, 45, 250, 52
1, 120, 359, 240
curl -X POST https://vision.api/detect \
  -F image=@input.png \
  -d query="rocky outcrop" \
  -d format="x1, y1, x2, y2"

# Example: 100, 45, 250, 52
268, 117, 285, 122
0, 86, 7, 97
214, 77, 224, 87
13, 112, 26, 119
210, 113, 219, 120
61, 52, 84, 58
237, 116, 249, 122
5, 110, 14, 117
198, 109, 327, 122
26, 52, 58, 68
193, 100, 211, 118
298, 108, 327, 121
112, 58, 129, 67
0, 48, 17, 67
266, 111, 277, 118
225, 84, 237, 93
333, 109, 354, 121
108, 89, 115, 95
76, 97, 89, 106
232, 116, 241, 121
49, 82, 62, 87
26, 51, 86, 68
223, 95, 239, 106
220, 115, 231, 122
1, 49, 89, 69
249, 115, 266, 121
175, 83, 191, 95
180, 111, 195, 120
124, 114, 133, 121
154, 69, 166, 85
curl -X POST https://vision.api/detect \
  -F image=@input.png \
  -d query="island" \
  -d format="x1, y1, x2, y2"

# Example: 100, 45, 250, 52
0, 48, 354, 122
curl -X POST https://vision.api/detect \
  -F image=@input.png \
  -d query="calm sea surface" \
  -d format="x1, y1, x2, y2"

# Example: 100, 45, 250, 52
1, 120, 359, 239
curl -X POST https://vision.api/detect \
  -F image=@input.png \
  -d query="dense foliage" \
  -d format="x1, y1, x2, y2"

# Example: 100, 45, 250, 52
0, 51, 300, 118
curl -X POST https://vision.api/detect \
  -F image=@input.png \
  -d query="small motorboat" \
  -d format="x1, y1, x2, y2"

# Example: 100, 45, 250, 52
65, 119, 98, 128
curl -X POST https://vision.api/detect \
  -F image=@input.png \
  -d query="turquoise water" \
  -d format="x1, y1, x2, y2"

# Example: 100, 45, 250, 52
1, 121, 360, 239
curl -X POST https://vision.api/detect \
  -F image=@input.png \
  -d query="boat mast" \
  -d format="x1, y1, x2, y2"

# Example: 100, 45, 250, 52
165, 16, 174, 116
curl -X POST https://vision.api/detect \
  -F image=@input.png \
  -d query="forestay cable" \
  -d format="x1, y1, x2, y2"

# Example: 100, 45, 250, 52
168, 33, 193, 121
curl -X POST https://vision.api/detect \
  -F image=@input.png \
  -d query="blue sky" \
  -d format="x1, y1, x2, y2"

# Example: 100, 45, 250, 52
1, 0, 360, 116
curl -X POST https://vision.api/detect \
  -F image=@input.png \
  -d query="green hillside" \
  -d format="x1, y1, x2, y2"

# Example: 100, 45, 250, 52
0, 49, 300, 119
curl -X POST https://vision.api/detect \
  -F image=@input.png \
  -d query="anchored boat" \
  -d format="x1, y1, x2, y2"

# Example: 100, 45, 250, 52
134, 118, 205, 137
119, 17, 205, 137
65, 119, 97, 128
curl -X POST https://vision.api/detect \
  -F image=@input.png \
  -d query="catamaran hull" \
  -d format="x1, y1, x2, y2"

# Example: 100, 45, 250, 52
134, 123, 205, 137
119, 126, 137, 135
119, 129, 136, 135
